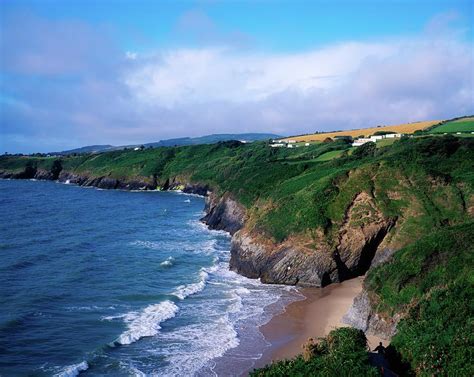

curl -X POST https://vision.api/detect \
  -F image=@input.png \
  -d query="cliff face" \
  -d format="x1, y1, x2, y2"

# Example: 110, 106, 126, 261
228, 191, 396, 287
201, 193, 245, 235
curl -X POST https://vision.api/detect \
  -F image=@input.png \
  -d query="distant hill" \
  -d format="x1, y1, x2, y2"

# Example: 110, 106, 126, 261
54, 133, 281, 155
56, 145, 115, 155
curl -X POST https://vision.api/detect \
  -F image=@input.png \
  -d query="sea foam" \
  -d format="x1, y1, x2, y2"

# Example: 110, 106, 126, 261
54, 361, 88, 377
115, 300, 179, 346
173, 269, 209, 300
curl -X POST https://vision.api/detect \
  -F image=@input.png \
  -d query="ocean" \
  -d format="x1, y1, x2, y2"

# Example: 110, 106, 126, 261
0, 179, 299, 376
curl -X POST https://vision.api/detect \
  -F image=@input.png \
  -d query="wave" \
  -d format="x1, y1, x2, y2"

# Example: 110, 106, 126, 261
158, 316, 239, 376
54, 361, 88, 377
173, 269, 210, 300
114, 300, 179, 346
160, 256, 175, 267
187, 219, 231, 238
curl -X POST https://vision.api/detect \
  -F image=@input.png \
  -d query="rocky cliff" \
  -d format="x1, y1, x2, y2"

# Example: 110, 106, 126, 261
229, 191, 396, 287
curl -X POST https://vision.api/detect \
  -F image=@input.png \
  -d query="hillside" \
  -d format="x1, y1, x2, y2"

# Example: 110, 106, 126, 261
427, 116, 474, 134
54, 133, 282, 155
279, 120, 441, 142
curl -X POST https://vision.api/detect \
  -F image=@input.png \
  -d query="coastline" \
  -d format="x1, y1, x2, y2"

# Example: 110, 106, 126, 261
253, 276, 384, 371
1, 178, 382, 376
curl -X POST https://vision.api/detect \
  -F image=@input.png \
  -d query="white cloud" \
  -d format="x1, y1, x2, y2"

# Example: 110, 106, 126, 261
1, 10, 473, 153
123, 42, 398, 106
122, 34, 473, 134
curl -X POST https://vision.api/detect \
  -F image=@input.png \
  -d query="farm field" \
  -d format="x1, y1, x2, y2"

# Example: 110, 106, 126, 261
314, 149, 346, 161
279, 119, 441, 142
429, 117, 474, 134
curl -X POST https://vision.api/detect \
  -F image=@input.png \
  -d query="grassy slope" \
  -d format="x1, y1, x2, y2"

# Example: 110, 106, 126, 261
429, 117, 474, 134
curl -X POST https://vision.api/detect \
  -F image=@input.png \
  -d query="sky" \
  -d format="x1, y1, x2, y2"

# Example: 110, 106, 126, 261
1, 0, 473, 153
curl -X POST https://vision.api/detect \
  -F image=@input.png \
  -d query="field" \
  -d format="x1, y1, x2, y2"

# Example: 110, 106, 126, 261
429, 117, 474, 134
279, 120, 441, 142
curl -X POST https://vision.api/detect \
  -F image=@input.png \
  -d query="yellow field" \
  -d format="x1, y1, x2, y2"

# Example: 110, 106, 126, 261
279, 120, 442, 142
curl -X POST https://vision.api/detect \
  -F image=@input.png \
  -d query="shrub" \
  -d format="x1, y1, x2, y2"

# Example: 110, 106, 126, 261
251, 328, 379, 376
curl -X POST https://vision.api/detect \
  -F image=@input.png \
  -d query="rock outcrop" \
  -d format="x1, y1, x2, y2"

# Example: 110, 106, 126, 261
342, 290, 400, 340
230, 232, 336, 286
229, 191, 396, 287
201, 193, 245, 235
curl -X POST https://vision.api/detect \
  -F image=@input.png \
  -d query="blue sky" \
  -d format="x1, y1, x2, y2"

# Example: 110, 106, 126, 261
1, 0, 473, 152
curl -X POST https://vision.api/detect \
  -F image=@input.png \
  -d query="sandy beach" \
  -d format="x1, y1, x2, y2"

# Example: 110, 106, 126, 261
254, 276, 384, 370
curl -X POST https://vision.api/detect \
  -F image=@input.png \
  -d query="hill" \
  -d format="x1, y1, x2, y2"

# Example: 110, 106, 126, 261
279, 120, 441, 142
54, 133, 282, 155
427, 116, 474, 134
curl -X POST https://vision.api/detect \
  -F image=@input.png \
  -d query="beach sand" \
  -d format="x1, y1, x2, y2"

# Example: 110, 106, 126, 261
254, 276, 384, 370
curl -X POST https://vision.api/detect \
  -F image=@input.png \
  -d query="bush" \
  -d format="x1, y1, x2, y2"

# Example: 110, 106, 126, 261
352, 142, 376, 158
251, 328, 380, 376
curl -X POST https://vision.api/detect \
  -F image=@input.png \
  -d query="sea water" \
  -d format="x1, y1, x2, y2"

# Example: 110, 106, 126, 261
0, 180, 299, 376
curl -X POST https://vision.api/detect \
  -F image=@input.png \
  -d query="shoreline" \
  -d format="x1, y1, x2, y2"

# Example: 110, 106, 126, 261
253, 276, 384, 371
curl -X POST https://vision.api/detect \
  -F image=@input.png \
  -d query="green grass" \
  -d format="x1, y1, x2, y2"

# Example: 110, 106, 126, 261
429, 118, 474, 134
314, 149, 345, 161
375, 138, 397, 148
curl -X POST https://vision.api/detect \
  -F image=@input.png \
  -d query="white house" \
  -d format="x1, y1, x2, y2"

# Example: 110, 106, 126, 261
370, 135, 384, 141
270, 143, 285, 147
134, 147, 140, 151
287, 144, 294, 148
287, 140, 297, 143
385, 133, 402, 138
352, 138, 372, 147
305, 143, 310, 146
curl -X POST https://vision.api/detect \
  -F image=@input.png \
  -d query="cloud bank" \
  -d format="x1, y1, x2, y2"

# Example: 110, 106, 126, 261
1, 10, 473, 152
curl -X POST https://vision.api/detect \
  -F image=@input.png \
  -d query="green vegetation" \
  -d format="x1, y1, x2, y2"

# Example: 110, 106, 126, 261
314, 149, 346, 161
365, 223, 474, 376
251, 327, 379, 377
428, 117, 474, 134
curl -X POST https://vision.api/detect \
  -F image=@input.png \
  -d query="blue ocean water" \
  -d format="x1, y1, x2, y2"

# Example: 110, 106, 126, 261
0, 180, 298, 376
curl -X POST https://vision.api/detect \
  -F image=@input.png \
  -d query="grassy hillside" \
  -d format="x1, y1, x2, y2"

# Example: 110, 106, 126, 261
428, 116, 474, 134
1, 136, 473, 247
279, 120, 441, 142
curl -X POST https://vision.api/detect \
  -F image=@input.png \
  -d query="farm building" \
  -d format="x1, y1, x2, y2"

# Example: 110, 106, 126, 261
352, 138, 372, 147
370, 135, 384, 141
385, 133, 402, 138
